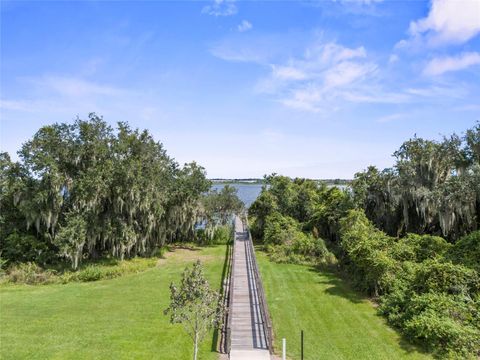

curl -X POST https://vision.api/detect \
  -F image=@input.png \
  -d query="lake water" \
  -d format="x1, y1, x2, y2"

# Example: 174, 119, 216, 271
210, 183, 264, 208
211, 182, 350, 208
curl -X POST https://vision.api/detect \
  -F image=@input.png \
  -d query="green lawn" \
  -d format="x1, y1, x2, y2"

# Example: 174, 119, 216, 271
0, 245, 227, 360
257, 252, 432, 360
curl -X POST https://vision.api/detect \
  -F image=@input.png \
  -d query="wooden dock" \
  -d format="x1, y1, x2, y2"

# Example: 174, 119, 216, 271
227, 216, 272, 360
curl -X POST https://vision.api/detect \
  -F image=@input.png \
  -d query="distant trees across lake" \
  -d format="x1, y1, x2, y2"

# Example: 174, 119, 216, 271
210, 178, 352, 186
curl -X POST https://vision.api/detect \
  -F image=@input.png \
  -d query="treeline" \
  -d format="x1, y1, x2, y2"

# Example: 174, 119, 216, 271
353, 125, 480, 240
249, 123, 480, 358
0, 114, 242, 271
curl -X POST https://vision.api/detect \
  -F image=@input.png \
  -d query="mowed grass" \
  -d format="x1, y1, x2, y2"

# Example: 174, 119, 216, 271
0, 245, 227, 360
257, 252, 432, 360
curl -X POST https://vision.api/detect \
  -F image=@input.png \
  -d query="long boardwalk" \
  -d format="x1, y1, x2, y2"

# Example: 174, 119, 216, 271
229, 216, 271, 360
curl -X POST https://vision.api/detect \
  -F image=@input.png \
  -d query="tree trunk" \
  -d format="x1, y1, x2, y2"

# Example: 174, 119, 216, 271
193, 331, 198, 360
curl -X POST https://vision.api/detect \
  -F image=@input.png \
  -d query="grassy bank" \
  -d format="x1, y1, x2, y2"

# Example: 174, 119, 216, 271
257, 251, 432, 360
0, 245, 227, 360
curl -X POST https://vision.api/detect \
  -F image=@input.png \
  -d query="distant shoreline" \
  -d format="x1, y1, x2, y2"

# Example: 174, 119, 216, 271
210, 178, 352, 185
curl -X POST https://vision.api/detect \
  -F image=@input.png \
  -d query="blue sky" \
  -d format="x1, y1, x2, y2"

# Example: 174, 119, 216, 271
1, 0, 479, 178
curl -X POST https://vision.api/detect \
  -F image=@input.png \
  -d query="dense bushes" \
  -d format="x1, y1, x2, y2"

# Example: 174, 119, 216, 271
266, 235, 336, 266
1, 232, 56, 265
339, 210, 397, 296
341, 210, 480, 358
264, 212, 335, 265
264, 213, 300, 246
447, 230, 480, 272
249, 181, 338, 266
5, 262, 56, 285
1, 257, 158, 285
399, 293, 479, 358
396, 234, 451, 262
196, 224, 233, 245
249, 168, 480, 358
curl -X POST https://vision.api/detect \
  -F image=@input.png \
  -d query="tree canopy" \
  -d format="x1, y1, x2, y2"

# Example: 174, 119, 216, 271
0, 114, 211, 269
352, 123, 480, 240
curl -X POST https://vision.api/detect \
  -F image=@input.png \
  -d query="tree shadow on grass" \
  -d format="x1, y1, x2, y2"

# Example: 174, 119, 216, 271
307, 267, 364, 304
397, 335, 432, 357
307, 267, 432, 358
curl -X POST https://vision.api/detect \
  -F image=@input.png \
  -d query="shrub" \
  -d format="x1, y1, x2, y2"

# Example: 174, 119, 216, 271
413, 260, 480, 296
196, 224, 233, 245
392, 234, 452, 262
379, 264, 480, 359
249, 190, 279, 240
150, 246, 168, 258
448, 231, 480, 272
308, 186, 354, 242
0, 256, 8, 278
2, 257, 158, 285
1, 232, 56, 265
264, 212, 300, 246
211, 225, 232, 245
401, 293, 480, 359
76, 265, 104, 282
6, 262, 56, 284
339, 210, 398, 296
266, 231, 337, 266
65, 257, 157, 283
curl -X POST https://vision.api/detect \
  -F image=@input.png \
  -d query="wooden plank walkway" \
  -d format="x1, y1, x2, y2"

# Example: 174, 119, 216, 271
229, 216, 271, 360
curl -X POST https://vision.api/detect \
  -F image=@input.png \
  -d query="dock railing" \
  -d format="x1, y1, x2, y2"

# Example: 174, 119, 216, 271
225, 218, 236, 353
244, 212, 274, 353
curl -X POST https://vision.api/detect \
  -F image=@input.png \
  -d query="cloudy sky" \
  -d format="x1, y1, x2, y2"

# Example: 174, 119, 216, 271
1, 0, 479, 178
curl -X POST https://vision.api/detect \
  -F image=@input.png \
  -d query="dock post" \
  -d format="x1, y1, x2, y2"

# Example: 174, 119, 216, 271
301, 330, 304, 360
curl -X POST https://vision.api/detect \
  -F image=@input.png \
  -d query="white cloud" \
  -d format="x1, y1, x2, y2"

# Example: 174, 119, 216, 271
280, 87, 326, 112
216, 38, 410, 112
306, 42, 367, 64
271, 65, 307, 80
257, 41, 379, 112
423, 52, 480, 76
324, 61, 377, 87
0, 76, 128, 114
389, 54, 399, 63
399, 0, 480, 48
0, 74, 143, 123
202, 0, 237, 17
238, 20, 252, 32
342, 91, 410, 104
36, 76, 125, 97
212, 29, 476, 113
406, 85, 467, 98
